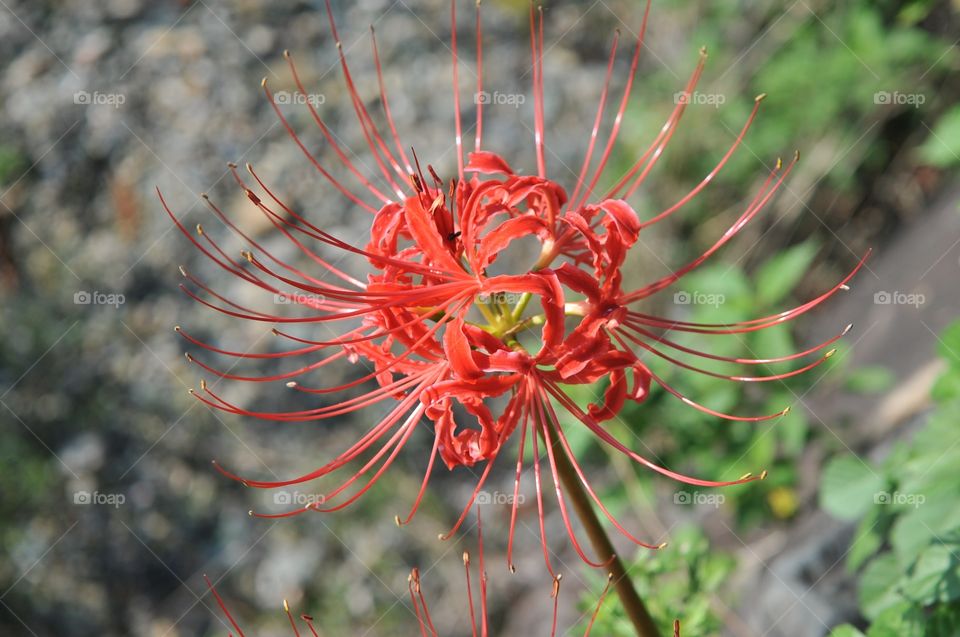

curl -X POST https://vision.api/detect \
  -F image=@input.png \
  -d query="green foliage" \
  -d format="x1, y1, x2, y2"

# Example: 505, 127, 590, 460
605, 0, 954, 228
819, 455, 885, 521
823, 320, 960, 636
755, 241, 819, 307
919, 106, 960, 168
844, 367, 897, 394
0, 145, 25, 185
580, 527, 735, 636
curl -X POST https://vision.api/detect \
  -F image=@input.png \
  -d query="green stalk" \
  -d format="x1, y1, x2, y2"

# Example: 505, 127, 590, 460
544, 417, 662, 637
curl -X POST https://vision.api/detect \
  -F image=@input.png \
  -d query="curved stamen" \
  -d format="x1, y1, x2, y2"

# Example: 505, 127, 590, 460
622, 152, 797, 304
566, 30, 621, 214
451, 0, 465, 181
576, 0, 651, 210
283, 51, 393, 206
543, 379, 766, 486
369, 29, 414, 174
619, 321, 851, 363
636, 93, 766, 224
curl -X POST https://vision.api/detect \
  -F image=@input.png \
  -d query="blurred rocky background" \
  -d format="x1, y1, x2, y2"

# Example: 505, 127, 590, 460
1, 0, 958, 635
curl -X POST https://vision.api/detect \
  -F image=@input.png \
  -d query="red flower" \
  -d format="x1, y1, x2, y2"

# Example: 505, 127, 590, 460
164, 0, 868, 570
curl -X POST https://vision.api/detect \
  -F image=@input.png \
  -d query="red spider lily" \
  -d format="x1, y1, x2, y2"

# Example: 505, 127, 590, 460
164, 0, 869, 570
204, 510, 681, 637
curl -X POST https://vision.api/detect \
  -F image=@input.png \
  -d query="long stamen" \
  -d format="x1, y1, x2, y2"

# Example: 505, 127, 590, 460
282, 600, 302, 637
529, 402, 557, 577
529, 2, 546, 177
538, 378, 663, 549
369, 28, 414, 174
533, 384, 613, 567
576, 0, 652, 210
506, 383, 530, 572
622, 153, 797, 304
550, 574, 562, 637
619, 328, 838, 383
636, 93, 766, 223
584, 574, 615, 636
474, 0, 484, 153
463, 551, 479, 637
261, 79, 381, 212
566, 30, 621, 214
451, 0, 465, 181
543, 378, 766, 486
605, 47, 707, 200
283, 51, 393, 205
619, 321, 851, 362
204, 576, 247, 637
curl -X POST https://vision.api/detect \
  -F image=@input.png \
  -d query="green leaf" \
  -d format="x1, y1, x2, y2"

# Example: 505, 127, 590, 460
890, 484, 960, 566
755, 241, 819, 306
865, 601, 924, 637
819, 455, 886, 521
931, 369, 960, 402
937, 321, 960, 368
848, 508, 885, 572
902, 543, 960, 605
919, 107, 960, 168
844, 366, 896, 394
860, 554, 905, 620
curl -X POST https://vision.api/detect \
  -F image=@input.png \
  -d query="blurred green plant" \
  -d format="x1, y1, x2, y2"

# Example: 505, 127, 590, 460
606, 0, 954, 229
822, 320, 960, 637
0, 145, 25, 186
919, 106, 960, 168
580, 526, 735, 636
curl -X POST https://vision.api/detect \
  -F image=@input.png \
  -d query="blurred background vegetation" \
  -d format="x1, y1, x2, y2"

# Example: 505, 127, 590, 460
0, 0, 958, 635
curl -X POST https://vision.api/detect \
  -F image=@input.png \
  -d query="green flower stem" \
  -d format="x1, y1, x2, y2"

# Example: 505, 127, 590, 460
544, 417, 662, 637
